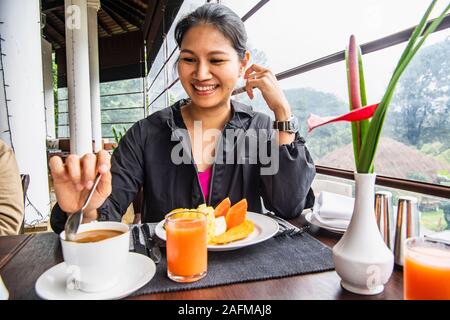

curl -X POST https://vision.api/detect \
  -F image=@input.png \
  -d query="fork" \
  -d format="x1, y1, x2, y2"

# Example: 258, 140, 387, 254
263, 211, 302, 232
275, 225, 310, 238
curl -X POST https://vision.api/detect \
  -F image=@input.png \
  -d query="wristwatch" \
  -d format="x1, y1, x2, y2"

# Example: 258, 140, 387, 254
273, 115, 299, 134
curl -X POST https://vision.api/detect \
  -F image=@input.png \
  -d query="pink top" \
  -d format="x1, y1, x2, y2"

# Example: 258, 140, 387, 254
198, 166, 213, 202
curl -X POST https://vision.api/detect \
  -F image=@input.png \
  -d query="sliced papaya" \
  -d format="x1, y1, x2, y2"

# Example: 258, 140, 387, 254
210, 219, 254, 244
225, 198, 247, 231
214, 197, 231, 218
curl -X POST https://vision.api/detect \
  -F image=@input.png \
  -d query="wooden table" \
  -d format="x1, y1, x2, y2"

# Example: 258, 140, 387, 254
0, 215, 404, 300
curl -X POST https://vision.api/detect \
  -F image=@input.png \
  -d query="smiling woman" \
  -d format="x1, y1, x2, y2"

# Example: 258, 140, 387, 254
49, 3, 316, 237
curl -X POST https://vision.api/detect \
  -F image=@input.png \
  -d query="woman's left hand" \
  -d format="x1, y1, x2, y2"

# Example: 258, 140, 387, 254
244, 64, 291, 120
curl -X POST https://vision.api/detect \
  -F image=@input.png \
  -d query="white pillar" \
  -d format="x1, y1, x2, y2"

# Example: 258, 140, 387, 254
87, 0, 102, 152
42, 38, 56, 139
65, 0, 93, 155
0, 0, 51, 224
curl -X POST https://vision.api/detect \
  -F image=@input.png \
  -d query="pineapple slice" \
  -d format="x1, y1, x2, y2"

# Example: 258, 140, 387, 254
196, 204, 216, 244
167, 204, 216, 243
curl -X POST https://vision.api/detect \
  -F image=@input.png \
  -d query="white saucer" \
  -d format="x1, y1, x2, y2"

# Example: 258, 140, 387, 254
35, 252, 156, 300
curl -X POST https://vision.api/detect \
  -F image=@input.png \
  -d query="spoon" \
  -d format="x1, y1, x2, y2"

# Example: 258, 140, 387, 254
64, 173, 102, 241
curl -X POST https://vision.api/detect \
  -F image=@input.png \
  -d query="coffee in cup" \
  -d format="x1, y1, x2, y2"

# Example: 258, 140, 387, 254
73, 229, 125, 243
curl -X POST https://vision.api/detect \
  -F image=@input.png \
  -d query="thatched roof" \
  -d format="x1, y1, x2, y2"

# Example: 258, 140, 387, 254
317, 137, 450, 183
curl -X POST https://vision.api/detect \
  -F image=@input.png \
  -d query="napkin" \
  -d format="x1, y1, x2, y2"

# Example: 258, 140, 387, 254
425, 230, 450, 245
311, 191, 355, 230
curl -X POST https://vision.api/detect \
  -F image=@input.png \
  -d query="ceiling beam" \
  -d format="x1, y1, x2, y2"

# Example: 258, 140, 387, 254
145, 0, 166, 48
45, 17, 65, 39
102, 0, 143, 29
41, 0, 64, 12
45, 22, 65, 47
44, 25, 64, 47
101, 3, 130, 32
143, 0, 158, 40
117, 0, 146, 20
97, 16, 113, 36
50, 6, 112, 37
50, 10, 65, 25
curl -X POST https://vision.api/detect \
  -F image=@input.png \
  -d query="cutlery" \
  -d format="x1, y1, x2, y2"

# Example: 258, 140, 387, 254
275, 225, 310, 238
64, 173, 102, 241
131, 226, 147, 256
141, 224, 162, 264
263, 211, 301, 232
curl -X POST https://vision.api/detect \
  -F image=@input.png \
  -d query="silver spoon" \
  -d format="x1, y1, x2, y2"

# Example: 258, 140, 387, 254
64, 173, 102, 241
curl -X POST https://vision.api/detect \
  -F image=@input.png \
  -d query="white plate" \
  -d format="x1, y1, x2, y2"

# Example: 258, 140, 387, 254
304, 210, 346, 234
155, 211, 279, 252
35, 252, 155, 300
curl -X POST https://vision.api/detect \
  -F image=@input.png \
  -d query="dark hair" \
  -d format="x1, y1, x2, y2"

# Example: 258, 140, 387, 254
174, 3, 247, 59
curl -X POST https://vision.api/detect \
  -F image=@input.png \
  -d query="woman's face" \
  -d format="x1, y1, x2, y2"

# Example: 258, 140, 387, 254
177, 23, 248, 110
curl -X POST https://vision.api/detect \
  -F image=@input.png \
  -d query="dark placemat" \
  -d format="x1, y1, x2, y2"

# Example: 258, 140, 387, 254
131, 232, 335, 296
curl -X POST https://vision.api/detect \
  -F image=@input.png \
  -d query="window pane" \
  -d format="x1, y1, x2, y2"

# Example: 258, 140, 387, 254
149, 92, 167, 113
148, 72, 166, 105
57, 125, 69, 138
101, 93, 144, 110
57, 113, 69, 125
58, 87, 67, 100
57, 99, 68, 113
147, 46, 165, 88
100, 78, 143, 95
220, 0, 262, 19
167, 48, 179, 84
101, 108, 144, 124
243, 0, 450, 74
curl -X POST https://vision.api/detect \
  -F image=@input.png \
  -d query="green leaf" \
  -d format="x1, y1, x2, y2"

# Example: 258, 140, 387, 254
357, 46, 371, 171
112, 126, 119, 144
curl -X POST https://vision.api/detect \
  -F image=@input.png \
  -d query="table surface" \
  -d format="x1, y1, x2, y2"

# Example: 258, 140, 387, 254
0, 215, 404, 300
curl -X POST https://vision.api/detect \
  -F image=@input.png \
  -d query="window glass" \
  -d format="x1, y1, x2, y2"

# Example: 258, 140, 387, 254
100, 78, 142, 95
243, 0, 449, 74
220, 0, 262, 19
101, 93, 143, 110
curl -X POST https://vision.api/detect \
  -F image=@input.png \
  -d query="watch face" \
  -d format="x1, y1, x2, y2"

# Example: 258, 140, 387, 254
288, 116, 299, 133
290, 116, 299, 130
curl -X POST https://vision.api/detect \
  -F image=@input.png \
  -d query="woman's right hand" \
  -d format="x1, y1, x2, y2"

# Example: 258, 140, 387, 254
49, 150, 112, 222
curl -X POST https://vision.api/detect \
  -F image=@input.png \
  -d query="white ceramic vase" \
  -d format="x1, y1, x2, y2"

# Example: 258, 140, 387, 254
332, 173, 394, 295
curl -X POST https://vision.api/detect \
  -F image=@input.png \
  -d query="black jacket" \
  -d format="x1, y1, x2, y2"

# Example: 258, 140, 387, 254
51, 99, 316, 234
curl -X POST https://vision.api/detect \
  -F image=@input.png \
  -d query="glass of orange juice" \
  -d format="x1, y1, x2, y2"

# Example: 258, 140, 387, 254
165, 210, 207, 282
404, 237, 450, 300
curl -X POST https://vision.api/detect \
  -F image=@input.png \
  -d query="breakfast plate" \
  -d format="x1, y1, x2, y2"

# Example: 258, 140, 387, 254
35, 252, 155, 300
155, 211, 279, 251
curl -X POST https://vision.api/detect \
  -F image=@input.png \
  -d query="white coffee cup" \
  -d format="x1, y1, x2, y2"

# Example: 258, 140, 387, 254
59, 221, 130, 293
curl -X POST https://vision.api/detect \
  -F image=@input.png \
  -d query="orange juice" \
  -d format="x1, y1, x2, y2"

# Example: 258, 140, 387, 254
165, 212, 207, 282
404, 238, 450, 300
